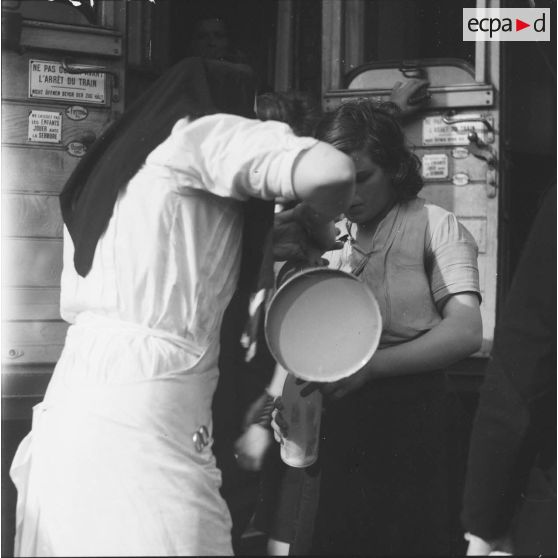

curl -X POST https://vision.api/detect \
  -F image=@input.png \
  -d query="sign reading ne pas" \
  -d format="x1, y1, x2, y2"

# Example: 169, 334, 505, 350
29, 60, 106, 104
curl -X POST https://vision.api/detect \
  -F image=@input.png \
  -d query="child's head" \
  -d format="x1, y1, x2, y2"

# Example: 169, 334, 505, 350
315, 101, 423, 205
255, 91, 322, 137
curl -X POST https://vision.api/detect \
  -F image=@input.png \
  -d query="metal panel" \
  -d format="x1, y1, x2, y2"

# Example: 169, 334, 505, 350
2, 321, 67, 364
20, 21, 122, 57
2, 146, 80, 193
3, 288, 62, 321
2, 238, 63, 288
1, 394, 45, 421
324, 85, 494, 111
2, 193, 63, 238
347, 60, 477, 89
2, 367, 54, 398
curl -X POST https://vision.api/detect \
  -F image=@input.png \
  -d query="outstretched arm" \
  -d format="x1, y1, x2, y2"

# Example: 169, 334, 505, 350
233, 365, 289, 471
291, 142, 355, 221
318, 292, 482, 399
279, 143, 354, 257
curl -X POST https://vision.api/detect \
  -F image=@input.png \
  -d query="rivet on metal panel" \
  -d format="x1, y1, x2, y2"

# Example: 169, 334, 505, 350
7, 349, 24, 360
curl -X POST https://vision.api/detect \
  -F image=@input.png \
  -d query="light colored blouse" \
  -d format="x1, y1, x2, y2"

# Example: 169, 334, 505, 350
327, 197, 480, 348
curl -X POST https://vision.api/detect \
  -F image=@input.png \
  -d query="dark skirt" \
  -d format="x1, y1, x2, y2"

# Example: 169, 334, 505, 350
311, 372, 452, 555
256, 372, 456, 555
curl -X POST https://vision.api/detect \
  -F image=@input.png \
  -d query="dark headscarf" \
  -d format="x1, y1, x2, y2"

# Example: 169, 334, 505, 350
60, 56, 256, 278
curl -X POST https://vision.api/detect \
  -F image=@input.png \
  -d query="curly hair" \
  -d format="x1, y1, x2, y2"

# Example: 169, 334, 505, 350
315, 100, 423, 201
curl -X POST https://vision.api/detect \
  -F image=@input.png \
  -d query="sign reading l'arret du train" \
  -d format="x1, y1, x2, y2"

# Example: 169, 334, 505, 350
29, 60, 106, 104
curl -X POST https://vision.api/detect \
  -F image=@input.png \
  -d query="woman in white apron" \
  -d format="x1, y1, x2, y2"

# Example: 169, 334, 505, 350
10, 57, 355, 557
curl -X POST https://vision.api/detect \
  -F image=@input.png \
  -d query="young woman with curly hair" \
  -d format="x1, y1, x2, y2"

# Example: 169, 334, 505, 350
272, 101, 482, 555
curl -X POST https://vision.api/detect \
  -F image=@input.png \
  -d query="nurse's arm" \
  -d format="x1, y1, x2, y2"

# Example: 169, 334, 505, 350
289, 143, 355, 249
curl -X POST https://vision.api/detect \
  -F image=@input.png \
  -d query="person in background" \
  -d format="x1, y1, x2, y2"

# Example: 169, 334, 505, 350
185, 10, 248, 65
272, 100, 483, 555
462, 185, 556, 556
9, 57, 355, 557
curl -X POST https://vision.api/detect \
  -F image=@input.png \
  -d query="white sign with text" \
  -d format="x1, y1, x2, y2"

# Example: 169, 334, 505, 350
28, 110, 62, 144
29, 60, 106, 104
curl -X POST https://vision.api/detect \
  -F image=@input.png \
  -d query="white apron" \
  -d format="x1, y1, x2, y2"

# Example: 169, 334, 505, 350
10, 314, 233, 557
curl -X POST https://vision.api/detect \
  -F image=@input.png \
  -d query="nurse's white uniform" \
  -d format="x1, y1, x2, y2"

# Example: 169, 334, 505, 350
10, 115, 317, 557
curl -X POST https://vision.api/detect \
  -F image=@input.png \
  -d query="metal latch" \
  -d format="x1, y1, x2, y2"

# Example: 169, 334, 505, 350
62, 59, 120, 103
442, 112, 497, 198
398, 64, 427, 80
442, 113, 494, 134
468, 131, 498, 198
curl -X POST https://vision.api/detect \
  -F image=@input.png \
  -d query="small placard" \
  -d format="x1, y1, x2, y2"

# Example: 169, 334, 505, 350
66, 141, 88, 157
451, 147, 470, 159
422, 153, 449, 180
28, 110, 62, 144
29, 60, 106, 104
65, 105, 89, 121
423, 114, 493, 146
452, 172, 470, 186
